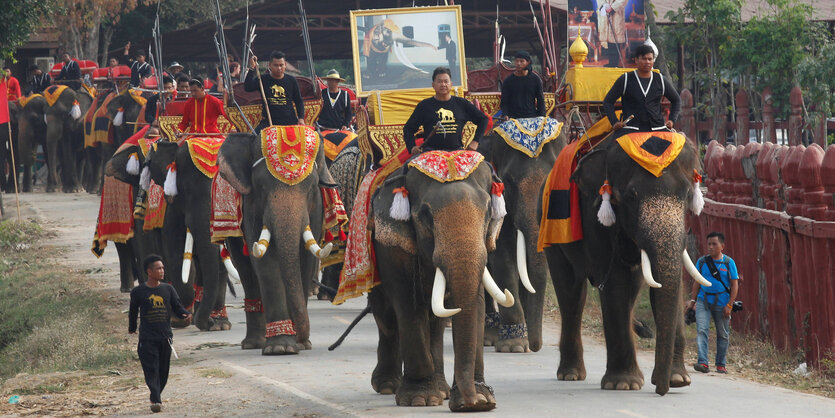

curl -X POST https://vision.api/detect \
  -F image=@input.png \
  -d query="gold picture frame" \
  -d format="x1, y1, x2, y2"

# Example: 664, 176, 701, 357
350, 5, 467, 95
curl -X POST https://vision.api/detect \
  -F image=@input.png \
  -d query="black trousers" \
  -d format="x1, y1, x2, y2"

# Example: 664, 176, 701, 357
137, 338, 171, 404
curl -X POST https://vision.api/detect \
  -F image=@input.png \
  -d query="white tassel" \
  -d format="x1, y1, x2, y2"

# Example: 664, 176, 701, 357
70, 101, 81, 120
113, 108, 124, 126
252, 226, 271, 258
491, 182, 507, 219
220, 245, 241, 284
692, 182, 705, 215
139, 166, 151, 191
126, 153, 140, 175
597, 182, 616, 226
163, 165, 178, 197
389, 187, 411, 221
181, 229, 193, 284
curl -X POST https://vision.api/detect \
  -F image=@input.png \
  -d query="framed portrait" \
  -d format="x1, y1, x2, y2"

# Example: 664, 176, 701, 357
567, 0, 646, 68
350, 5, 467, 94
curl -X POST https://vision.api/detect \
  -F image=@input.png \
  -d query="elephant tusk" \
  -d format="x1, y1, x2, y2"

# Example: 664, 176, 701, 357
252, 226, 271, 258
517, 230, 536, 294
683, 249, 712, 287
641, 249, 662, 288
220, 244, 241, 285
392, 42, 429, 74
303, 225, 333, 259
483, 268, 514, 308
431, 268, 461, 318
181, 228, 193, 284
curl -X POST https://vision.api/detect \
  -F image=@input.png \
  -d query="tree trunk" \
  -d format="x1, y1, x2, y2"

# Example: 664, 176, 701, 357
101, 26, 114, 67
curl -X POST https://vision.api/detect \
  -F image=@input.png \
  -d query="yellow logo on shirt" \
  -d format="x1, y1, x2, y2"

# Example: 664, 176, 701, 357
148, 294, 165, 308
269, 85, 287, 106
435, 108, 458, 134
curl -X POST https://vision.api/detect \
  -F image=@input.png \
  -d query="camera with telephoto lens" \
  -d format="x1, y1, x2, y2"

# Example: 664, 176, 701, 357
732, 300, 743, 312
685, 308, 696, 325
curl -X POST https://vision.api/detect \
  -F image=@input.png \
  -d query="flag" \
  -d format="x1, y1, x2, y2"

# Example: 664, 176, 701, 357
0, 77, 9, 124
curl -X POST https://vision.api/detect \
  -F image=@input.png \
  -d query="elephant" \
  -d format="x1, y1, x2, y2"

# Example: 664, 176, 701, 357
366, 156, 508, 412
543, 134, 706, 395
217, 128, 338, 355
43, 85, 94, 192
476, 121, 565, 353
146, 140, 232, 332
7, 96, 47, 192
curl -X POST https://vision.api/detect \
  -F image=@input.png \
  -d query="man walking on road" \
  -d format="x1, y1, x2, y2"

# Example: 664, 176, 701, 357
685, 232, 739, 374
129, 254, 192, 413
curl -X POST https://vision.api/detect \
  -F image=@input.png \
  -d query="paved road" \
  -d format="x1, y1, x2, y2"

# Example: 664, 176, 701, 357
12, 192, 835, 417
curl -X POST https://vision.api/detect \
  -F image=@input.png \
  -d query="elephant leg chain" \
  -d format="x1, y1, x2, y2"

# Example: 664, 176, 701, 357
244, 298, 263, 313
210, 306, 228, 319
265, 320, 296, 337
485, 312, 501, 329
499, 323, 528, 340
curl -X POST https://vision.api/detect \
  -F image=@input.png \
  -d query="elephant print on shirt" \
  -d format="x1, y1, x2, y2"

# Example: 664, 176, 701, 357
436, 108, 454, 122
149, 294, 165, 308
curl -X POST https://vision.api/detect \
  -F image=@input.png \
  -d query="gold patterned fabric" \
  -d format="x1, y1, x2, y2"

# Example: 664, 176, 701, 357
260, 125, 320, 185
408, 150, 485, 183
43, 85, 68, 107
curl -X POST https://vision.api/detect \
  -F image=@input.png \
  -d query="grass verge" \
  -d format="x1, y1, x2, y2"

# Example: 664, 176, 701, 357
543, 280, 835, 398
0, 219, 134, 380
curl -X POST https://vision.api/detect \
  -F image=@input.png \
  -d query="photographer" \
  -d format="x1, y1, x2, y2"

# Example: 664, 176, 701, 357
685, 232, 739, 374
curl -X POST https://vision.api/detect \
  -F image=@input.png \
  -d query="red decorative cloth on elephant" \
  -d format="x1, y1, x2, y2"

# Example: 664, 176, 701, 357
407, 150, 485, 183
87, 91, 118, 147
615, 131, 685, 177
143, 181, 167, 231
91, 175, 134, 257
493, 117, 563, 158
333, 159, 403, 305
186, 136, 223, 178
210, 174, 243, 244
321, 129, 357, 161
537, 140, 583, 250
260, 125, 319, 185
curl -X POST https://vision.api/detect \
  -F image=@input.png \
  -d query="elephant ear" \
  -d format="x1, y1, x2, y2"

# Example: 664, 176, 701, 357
571, 147, 609, 200
218, 133, 256, 195
370, 176, 417, 255
106, 144, 142, 185
147, 142, 179, 186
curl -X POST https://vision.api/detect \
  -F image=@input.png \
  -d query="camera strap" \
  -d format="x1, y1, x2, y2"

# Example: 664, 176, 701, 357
703, 256, 731, 309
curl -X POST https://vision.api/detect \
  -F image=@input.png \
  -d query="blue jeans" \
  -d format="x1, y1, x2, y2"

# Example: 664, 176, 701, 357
695, 299, 730, 366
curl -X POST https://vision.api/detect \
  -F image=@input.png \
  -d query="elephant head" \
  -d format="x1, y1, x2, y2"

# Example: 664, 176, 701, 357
43, 85, 94, 192
107, 89, 146, 145
13, 95, 47, 192
572, 137, 705, 395
370, 159, 508, 411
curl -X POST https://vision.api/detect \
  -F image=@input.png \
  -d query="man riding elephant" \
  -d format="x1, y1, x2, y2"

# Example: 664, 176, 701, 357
244, 50, 305, 132
500, 51, 545, 120
403, 67, 488, 156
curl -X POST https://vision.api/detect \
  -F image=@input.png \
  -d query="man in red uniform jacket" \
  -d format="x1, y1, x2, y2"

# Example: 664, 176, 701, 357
4, 67, 21, 101
177, 77, 226, 135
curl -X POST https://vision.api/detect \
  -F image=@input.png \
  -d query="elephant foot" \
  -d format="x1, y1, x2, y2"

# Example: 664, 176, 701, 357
241, 336, 266, 350
435, 374, 450, 400
296, 340, 312, 351
395, 379, 443, 407
372, 367, 402, 395
262, 335, 300, 355
495, 323, 529, 353
483, 312, 500, 347
208, 317, 232, 331
557, 359, 587, 381
601, 369, 644, 391
652, 364, 691, 388
119, 285, 133, 293
448, 382, 496, 412
46, 185, 57, 193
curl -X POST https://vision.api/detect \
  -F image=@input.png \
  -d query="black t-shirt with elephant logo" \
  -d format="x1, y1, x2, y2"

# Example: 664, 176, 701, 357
403, 96, 488, 152
129, 283, 189, 340
244, 70, 306, 126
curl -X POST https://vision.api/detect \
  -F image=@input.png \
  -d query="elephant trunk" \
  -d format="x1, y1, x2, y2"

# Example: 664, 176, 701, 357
639, 196, 687, 395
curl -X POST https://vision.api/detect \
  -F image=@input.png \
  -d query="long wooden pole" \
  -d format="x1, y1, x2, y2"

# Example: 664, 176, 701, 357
255, 65, 273, 127
6, 121, 21, 221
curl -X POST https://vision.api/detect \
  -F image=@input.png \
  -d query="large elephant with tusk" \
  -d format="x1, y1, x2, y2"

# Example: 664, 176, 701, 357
367, 150, 508, 412
43, 84, 94, 192
476, 117, 566, 352
542, 133, 709, 395
218, 127, 338, 355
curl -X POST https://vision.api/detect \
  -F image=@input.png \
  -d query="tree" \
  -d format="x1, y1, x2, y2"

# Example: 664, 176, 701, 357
53, 0, 149, 63
665, 0, 743, 141
0, 0, 60, 61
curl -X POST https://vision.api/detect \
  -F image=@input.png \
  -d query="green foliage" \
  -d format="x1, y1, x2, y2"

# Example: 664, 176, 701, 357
0, 0, 60, 60
798, 42, 835, 119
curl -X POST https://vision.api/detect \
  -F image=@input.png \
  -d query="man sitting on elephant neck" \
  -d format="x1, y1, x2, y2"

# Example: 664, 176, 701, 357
603, 44, 681, 135
121, 42, 153, 88
404, 67, 488, 156
500, 50, 546, 120
177, 77, 227, 136
244, 50, 306, 133
55, 53, 82, 90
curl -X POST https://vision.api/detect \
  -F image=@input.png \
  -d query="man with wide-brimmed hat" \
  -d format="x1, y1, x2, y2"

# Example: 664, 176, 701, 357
167, 61, 185, 78
318, 69, 352, 131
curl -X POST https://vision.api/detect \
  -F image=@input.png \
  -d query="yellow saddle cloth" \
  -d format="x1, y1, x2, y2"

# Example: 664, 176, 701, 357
408, 150, 485, 183
43, 85, 68, 107
186, 136, 224, 178
494, 117, 563, 158
615, 131, 685, 177
18, 94, 42, 108
261, 125, 320, 185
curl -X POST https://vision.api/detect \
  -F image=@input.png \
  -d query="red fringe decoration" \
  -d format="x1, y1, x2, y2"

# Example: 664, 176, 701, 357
210, 306, 228, 318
